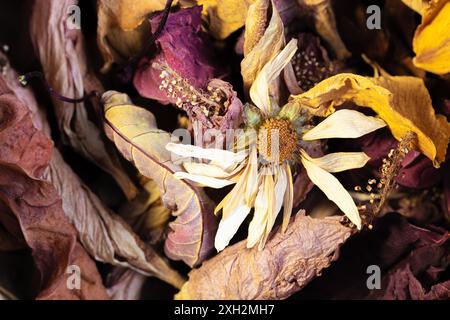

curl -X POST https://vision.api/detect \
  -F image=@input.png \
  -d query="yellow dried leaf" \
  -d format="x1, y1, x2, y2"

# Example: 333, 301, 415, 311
401, 0, 430, 14
198, 0, 255, 39
102, 91, 217, 267
412, 0, 450, 74
97, 0, 173, 72
291, 73, 450, 166
241, 0, 284, 95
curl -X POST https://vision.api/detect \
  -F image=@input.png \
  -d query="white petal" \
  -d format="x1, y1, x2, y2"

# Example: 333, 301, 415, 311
174, 172, 235, 188
301, 153, 362, 229
166, 143, 247, 168
183, 162, 235, 179
300, 150, 370, 173
302, 109, 386, 141
282, 163, 294, 232
244, 147, 259, 205
247, 173, 274, 249
250, 39, 298, 115
258, 165, 287, 249
215, 205, 251, 252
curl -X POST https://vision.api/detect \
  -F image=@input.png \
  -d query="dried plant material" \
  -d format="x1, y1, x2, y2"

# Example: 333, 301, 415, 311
0, 167, 109, 300
243, 0, 271, 56
30, 0, 137, 199
0, 79, 108, 300
106, 268, 147, 300
198, 0, 255, 39
401, 0, 430, 14
412, 0, 450, 74
118, 178, 171, 242
285, 33, 334, 94
103, 91, 217, 267
291, 73, 450, 166
302, 109, 386, 140
300, 152, 362, 229
133, 6, 223, 105
170, 43, 381, 250
373, 132, 417, 215
299, 0, 351, 59
241, 0, 284, 95
175, 212, 352, 299
45, 151, 185, 289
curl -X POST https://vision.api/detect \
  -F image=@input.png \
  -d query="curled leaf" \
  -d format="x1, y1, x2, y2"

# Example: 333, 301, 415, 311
176, 212, 352, 299
30, 0, 137, 199
291, 73, 450, 166
412, 0, 450, 74
300, 0, 350, 59
0, 78, 108, 300
103, 91, 218, 267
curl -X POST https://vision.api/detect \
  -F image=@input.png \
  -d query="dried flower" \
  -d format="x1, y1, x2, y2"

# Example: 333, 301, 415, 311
167, 40, 386, 251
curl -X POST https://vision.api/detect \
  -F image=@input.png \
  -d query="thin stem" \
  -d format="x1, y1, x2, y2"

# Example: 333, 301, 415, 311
19, 71, 99, 103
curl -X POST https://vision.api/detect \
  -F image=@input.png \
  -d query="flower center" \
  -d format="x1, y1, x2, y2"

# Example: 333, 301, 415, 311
257, 118, 298, 163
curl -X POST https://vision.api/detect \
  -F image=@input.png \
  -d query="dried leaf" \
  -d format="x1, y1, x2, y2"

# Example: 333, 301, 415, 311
412, 0, 450, 74
106, 268, 147, 300
103, 91, 218, 267
199, 0, 255, 39
30, 0, 137, 199
300, 0, 350, 59
176, 211, 352, 299
291, 73, 450, 166
45, 150, 185, 289
0, 78, 108, 300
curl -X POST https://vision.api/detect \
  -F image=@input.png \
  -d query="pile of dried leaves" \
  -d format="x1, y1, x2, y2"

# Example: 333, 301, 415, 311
0, 0, 449, 300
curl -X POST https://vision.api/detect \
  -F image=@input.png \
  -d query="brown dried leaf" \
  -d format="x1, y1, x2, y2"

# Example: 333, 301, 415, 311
30, 0, 137, 199
106, 268, 147, 300
102, 91, 218, 267
299, 0, 350, 59
175, 211, 352, 299
0, 78, 108, 300
44, 150, 185, 289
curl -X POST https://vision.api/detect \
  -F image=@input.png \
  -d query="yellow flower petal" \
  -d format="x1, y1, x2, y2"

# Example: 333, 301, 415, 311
300, 151, 370, 173
413, 0, 450, 74
300, 151, 362, 229
291, 73, 450, 166
250, 39, 298, 115
302, 109, 386, 140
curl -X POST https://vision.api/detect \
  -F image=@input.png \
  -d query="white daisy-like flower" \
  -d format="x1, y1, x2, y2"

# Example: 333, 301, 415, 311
166, 39, 386, 251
